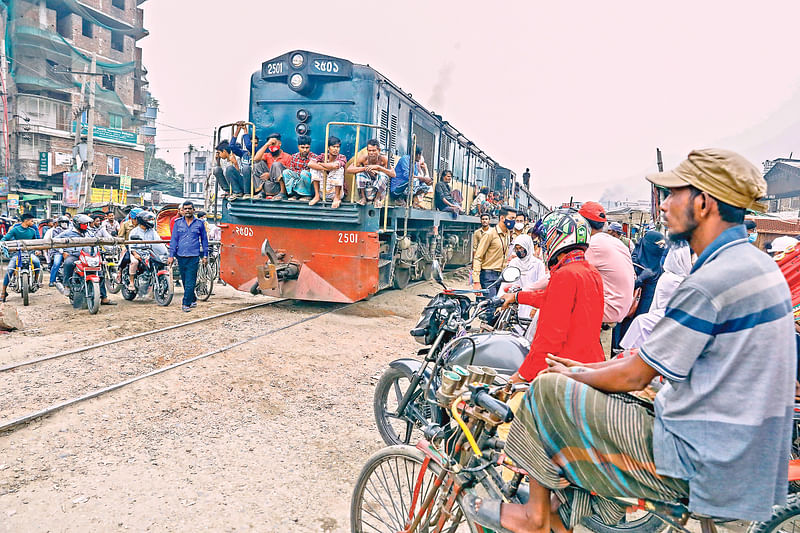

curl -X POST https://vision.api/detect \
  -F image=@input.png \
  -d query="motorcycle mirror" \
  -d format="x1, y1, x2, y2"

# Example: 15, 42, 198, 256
432, 259, 447, 288
501, 266, 521, 284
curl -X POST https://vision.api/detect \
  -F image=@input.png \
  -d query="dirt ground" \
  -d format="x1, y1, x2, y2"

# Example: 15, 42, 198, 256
0, 276, 452, 532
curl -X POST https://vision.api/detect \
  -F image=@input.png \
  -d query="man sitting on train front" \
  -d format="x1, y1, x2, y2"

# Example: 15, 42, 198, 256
212, 140, 246, 199
308, 136, 348, 209
349, 139, 395, 208
390, 147, 432, 208
281, 134, 316, 200
253, 133, 293, 200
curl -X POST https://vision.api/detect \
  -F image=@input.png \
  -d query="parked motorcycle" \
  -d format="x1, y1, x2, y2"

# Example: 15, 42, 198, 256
120, 248, 173, 306
102, 245, 123, 294
373, 261, 530, 447
2, 247, 43, 306
66, 246, 104, 315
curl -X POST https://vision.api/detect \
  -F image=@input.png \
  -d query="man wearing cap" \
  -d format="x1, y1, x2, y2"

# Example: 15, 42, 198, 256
578, 201, 635, 357
608, 221, 634, 251
473, 149, 795, 533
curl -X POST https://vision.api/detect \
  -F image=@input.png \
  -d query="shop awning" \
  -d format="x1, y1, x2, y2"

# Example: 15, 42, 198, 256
21, 194, 52, 201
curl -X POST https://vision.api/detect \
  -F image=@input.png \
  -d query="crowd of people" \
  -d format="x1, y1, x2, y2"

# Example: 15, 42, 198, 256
462, 148, 797, 533
213, 122, 516, 215
0, 201, 214, 312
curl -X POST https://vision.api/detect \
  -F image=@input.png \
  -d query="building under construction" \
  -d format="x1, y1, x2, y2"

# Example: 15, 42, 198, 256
0, 0, 153, 216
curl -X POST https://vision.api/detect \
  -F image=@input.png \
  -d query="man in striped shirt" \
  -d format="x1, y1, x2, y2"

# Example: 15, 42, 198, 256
467, 149, 796, 533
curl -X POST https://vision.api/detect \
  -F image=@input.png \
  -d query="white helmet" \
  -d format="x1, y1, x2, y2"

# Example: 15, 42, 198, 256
767, 236, 798, 256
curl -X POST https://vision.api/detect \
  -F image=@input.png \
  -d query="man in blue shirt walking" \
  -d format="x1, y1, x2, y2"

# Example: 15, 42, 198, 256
168, 200, 208, 312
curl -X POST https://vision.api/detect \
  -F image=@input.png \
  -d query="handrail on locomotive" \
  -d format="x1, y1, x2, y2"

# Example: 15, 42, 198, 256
322, 121, 393, 231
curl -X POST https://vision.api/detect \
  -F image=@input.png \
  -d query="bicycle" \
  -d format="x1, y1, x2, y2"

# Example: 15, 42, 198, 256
352, 379, 800, 533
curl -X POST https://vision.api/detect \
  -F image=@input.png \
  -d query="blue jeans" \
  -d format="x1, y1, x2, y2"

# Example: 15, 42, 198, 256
177, 255, 199, 307
480, 269, 501, 324
4, 254, 41, 286
50, 253, 63, 284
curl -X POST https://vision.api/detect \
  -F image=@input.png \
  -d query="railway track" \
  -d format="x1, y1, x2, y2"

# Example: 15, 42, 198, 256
0, 298, 356, 435
0, 299, 288, 373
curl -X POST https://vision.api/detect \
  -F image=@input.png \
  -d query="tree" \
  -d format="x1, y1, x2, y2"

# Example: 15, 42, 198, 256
144, 145, 183, 196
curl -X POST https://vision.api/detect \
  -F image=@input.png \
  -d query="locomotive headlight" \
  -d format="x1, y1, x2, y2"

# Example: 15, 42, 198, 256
296, 109, 310, 122
291, 53, 304, 69
296, 123, 309, 135
289, 73, 304, 89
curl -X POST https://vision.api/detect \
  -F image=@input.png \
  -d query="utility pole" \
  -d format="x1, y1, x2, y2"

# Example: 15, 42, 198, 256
80, 53, 96, 210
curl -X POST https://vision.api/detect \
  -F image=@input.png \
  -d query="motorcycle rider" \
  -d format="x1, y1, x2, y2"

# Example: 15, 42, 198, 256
0, 213, 42, 302
57, 214, 115, 306
44, 215, 71, 287
127, 211, 168, 292
499, 209, 605, 380
117, 207, 142, 282
88, 213, 113, 239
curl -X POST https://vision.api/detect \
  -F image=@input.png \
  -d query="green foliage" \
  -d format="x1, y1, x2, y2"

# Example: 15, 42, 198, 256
144, 146, 183, 196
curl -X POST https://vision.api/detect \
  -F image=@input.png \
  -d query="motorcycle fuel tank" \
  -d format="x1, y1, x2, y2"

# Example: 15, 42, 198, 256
444, 331, 529, 377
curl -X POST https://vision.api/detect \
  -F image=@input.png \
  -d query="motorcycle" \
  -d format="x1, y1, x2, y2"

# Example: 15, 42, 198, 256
102, 245, 123, 294
3, 246, 42, 306
66, 246, 104, 315
120, 248, 173, 306
373, 261, 530, 447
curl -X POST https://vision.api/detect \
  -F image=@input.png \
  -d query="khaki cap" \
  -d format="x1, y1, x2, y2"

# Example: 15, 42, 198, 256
646, 148, 767, 212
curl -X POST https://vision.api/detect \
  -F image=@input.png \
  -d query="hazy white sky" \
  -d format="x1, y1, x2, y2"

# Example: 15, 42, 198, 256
140, 0, 800, 206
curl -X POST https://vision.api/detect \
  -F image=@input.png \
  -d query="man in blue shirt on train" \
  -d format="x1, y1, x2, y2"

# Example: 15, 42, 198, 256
390, 147, 432, 208
168, 200, 208, 312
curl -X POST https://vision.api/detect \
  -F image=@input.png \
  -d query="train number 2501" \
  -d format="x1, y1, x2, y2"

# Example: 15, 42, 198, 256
338, 232, 358, 244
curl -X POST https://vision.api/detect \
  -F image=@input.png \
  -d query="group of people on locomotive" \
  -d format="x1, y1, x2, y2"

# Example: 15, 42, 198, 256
212, 121, 502, 213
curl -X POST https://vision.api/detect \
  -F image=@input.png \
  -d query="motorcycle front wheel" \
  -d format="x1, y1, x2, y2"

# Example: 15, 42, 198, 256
105, 265, 122, 294
153, 272, 174, 306
373, 366, 443, 447
20, 272, 29, 306
86, 280, 101, 315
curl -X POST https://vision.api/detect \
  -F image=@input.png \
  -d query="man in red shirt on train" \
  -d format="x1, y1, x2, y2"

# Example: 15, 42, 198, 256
253, 133, 293, 200
500, 209, 605, 381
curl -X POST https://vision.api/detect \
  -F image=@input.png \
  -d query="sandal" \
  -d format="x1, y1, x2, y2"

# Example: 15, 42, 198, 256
461, 493, 514, 533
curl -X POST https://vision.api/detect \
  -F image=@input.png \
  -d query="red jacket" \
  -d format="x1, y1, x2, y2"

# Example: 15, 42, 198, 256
516, 249, 605, 380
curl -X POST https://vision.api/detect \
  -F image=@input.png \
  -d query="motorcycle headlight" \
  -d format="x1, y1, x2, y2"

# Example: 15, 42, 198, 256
86, 257, 100, 267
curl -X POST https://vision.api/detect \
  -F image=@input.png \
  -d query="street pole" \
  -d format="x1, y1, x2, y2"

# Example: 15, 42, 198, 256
83, 52, 97, 209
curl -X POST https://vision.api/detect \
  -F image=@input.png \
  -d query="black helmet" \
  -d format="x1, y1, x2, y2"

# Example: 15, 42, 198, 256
136, 211, 156, 230
73, 214, 92, 232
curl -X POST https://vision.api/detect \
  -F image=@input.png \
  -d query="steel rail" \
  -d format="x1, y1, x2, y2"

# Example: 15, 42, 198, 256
0, 301, 353, 434
0, 299, 288, 373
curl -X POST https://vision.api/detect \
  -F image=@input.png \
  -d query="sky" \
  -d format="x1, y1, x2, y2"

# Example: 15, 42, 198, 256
140, 0, 800, 207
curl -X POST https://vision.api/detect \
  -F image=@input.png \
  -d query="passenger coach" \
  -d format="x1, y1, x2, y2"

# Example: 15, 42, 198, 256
218, 51, 518, 302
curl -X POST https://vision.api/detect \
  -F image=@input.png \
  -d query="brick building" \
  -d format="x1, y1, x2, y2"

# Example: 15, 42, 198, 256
0, 0, 153, 216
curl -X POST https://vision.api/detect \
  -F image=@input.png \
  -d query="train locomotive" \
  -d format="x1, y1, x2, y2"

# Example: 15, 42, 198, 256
217, 50, 532, 302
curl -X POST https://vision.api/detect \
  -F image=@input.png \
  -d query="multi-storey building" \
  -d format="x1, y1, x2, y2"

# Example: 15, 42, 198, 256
183, 147, 212, 202
0, 0, 152, 216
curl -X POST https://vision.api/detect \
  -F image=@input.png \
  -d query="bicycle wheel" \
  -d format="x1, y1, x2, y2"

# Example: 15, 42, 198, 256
746, 494, 800, 533
351, 445, 477, 533
194, 262, 214, 302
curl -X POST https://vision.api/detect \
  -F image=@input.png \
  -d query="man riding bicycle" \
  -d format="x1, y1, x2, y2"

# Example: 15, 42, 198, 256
465, 149, 797, 533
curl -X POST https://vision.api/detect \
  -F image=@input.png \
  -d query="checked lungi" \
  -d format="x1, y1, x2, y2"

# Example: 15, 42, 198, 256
505, 373, 689, 528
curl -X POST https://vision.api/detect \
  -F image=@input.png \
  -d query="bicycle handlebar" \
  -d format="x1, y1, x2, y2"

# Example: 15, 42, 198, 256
472, 388, 514, 423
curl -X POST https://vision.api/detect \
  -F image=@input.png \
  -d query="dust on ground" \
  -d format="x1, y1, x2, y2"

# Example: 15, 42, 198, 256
0, 276, 454, 532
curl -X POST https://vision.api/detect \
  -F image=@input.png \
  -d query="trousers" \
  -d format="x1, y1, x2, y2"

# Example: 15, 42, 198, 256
177, 255, 199, 307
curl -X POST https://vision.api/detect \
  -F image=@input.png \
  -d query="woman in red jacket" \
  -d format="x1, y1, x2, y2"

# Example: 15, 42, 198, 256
501, 209, 605, 382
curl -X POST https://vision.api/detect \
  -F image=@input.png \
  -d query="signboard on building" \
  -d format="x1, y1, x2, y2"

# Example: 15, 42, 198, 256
54, 151, 72, 166
119, 174, 131, 192
63, 172, 83, 207
151, 190, 162, 205
7, 193, 19, 210
90, 188, 127, 204
38, 152, 50, 175
0, 176, 8, 196
72, 122, 138, 146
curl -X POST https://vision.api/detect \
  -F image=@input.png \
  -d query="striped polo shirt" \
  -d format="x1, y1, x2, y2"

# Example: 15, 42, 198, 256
639, 224, 795, 521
